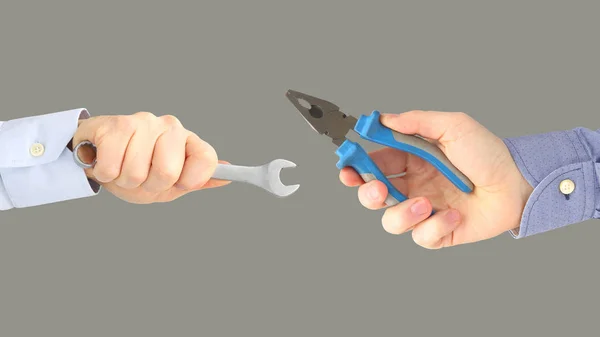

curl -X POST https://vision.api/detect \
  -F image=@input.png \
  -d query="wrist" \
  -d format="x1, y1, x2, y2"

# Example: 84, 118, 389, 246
502, 128, 599, 238
512, 173, 534, 233
518, 173, 534, 212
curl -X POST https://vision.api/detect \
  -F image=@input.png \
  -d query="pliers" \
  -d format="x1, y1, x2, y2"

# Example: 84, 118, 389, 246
285, 89, 474, 212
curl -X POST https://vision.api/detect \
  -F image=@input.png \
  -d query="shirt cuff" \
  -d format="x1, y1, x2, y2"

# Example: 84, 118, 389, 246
503, 127, 600, 238
0, 109, 101, 210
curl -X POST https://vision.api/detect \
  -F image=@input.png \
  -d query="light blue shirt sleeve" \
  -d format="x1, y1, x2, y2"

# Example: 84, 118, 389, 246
503, 127, 600, 238
0, 109, 101, 211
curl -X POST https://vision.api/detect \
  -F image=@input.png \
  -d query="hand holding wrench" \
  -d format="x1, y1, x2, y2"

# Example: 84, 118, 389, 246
72, 141, 299, 198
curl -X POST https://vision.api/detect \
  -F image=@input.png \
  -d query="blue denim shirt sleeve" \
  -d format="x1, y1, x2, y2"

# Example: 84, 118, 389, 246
0, 109, 101, 211
503, 127, 600, 238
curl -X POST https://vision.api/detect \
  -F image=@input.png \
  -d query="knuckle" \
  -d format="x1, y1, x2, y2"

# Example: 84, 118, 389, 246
125, 172, 148, 186
381, 210, 399, 235
153, 165, 180, 183
113, 115, 137, 134
160, 114, 182, 128
201, 150, 218, 170
134, 111, 156, 120
447, 112, 476, 141
403, 110, 425, 120
94, 165, 120, 182
383, 204, 417, 235
382, 219, 395, 235
454, 111, 472, 124
357, 192, 371, 209
192, 135, 218, 162
94, 117, 117, 145
383, 223, 402, 236
412, 229, 436, 249
404, 110, 420, 118
411, 230, 426, 247
177, 180, 196, 190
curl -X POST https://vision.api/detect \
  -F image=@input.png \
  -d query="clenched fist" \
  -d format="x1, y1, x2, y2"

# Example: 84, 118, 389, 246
72, 112, 229, 204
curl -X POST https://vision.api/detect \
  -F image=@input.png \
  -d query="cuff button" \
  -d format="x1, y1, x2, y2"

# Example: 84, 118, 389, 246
30, 143, 45, 157
559, 179, 575, 195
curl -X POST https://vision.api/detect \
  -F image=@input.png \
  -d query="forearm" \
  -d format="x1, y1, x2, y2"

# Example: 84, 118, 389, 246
503, 127, 600, 238
0, 109, 101, 210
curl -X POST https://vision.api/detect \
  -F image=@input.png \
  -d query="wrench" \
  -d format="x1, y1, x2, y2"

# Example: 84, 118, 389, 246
72, 141, 300, 198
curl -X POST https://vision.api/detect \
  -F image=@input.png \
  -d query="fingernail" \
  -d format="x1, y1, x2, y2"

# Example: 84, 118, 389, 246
447, 209, 461, 224
368, 186, 380, 200
410, 199, 429, 216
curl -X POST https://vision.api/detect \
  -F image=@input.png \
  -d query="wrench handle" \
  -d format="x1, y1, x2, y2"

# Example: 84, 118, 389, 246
211, 163, 263, 186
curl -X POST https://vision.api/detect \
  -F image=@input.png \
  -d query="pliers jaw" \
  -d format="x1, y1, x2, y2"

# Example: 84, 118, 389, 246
286, 89, 358, 146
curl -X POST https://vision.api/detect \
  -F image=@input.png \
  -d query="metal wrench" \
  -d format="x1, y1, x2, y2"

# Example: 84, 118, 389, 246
72, 141, 300, 198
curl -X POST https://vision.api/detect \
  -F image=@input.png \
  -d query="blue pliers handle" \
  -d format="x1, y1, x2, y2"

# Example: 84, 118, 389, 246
335, 110, 474, 207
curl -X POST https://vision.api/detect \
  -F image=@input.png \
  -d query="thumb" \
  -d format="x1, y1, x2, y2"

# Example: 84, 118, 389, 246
380, 110, 477, 146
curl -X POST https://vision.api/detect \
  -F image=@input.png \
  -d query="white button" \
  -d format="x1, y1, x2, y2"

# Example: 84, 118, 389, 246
559, 179, 575, 195
30, 143, 45, 157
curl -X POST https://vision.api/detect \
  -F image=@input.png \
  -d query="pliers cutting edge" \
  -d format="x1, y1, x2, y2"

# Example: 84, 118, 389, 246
285, 89, 474, 212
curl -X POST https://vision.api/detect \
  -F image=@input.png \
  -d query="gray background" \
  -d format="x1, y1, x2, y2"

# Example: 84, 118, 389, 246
1, 1, 598, 336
